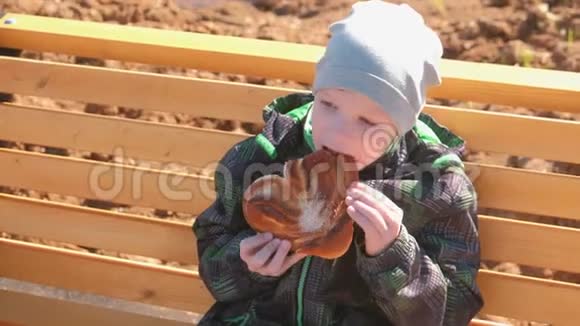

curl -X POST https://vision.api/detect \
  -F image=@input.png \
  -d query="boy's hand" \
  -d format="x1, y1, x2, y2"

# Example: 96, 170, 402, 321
240, 232, 307, 277
345, 182, 403, 256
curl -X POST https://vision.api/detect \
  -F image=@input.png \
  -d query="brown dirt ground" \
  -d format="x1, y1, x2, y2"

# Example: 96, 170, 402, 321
0, 0, 579, 324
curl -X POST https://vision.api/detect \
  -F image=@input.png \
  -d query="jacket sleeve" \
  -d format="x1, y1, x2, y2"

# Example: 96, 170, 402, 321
355, 171, 484, 326
192, 137, 280, 303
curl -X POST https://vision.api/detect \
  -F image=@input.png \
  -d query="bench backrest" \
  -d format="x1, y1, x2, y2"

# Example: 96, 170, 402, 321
0, 13, 579, 326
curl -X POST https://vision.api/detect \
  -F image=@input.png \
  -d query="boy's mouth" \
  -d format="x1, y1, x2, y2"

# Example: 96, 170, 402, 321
322, 145, 349, 157
322, 145, 361, 170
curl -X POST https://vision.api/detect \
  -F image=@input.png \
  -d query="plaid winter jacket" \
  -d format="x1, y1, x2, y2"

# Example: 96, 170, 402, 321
192, 93, 483, 326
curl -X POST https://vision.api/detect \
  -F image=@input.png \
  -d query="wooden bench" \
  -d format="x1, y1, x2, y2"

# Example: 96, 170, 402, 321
0, 12, 579, 326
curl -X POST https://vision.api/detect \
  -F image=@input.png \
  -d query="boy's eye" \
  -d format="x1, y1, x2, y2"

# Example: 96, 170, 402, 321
320, 100, 336, 110
359, 117, 376, 126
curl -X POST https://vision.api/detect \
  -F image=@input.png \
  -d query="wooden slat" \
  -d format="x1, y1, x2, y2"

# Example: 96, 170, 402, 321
478, 270, 580, 325
0, 238, 213, 312
1, 58, 578, 164
3, 192, 577, 275
0, 287, 503, 326
194, 161, 580, 222
0, 13, 321, 88
3, 193, 578, 273
0, 322, 22, 326
0, 193, 197, 264
0, 102, 249, 166
1, 237, 578, 325
431, 60, 580, 114
0, 147, 576, 223
479, 215, 580, 273
424, 106, 580, 164
0, 14, 578, 113
0, 56, 283, 124
0, 281, 194, 326
467, 163, 580, 221
0, 148, 214, 215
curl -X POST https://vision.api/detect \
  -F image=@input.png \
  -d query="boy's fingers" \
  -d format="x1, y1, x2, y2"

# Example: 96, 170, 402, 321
351, 185, 402, 227
347, 205, 380, 240
249, 232, 274, 250
240, 232, 273, 258
250, 239, 280, 271
350, 182, 391, 202
348, 187, 391, 220
263, 240, 291, 275
349, 198, 388, 235
348, 186, 380, 204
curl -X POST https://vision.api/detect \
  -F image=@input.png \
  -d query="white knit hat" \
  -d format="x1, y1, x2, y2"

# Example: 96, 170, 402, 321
313, 0, 444, 135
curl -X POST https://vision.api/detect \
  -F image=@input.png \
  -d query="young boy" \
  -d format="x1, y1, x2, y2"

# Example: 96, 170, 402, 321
193, 1, 484, 325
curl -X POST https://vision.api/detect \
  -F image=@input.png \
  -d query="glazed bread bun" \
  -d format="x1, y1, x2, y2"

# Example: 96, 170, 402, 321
242, 148, 359, 259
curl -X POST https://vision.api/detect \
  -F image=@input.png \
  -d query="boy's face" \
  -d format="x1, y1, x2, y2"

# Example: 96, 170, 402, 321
311, 88, 398, 171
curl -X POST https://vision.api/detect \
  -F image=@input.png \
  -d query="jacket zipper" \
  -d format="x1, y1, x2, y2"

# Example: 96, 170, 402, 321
296, 256, 312, 326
